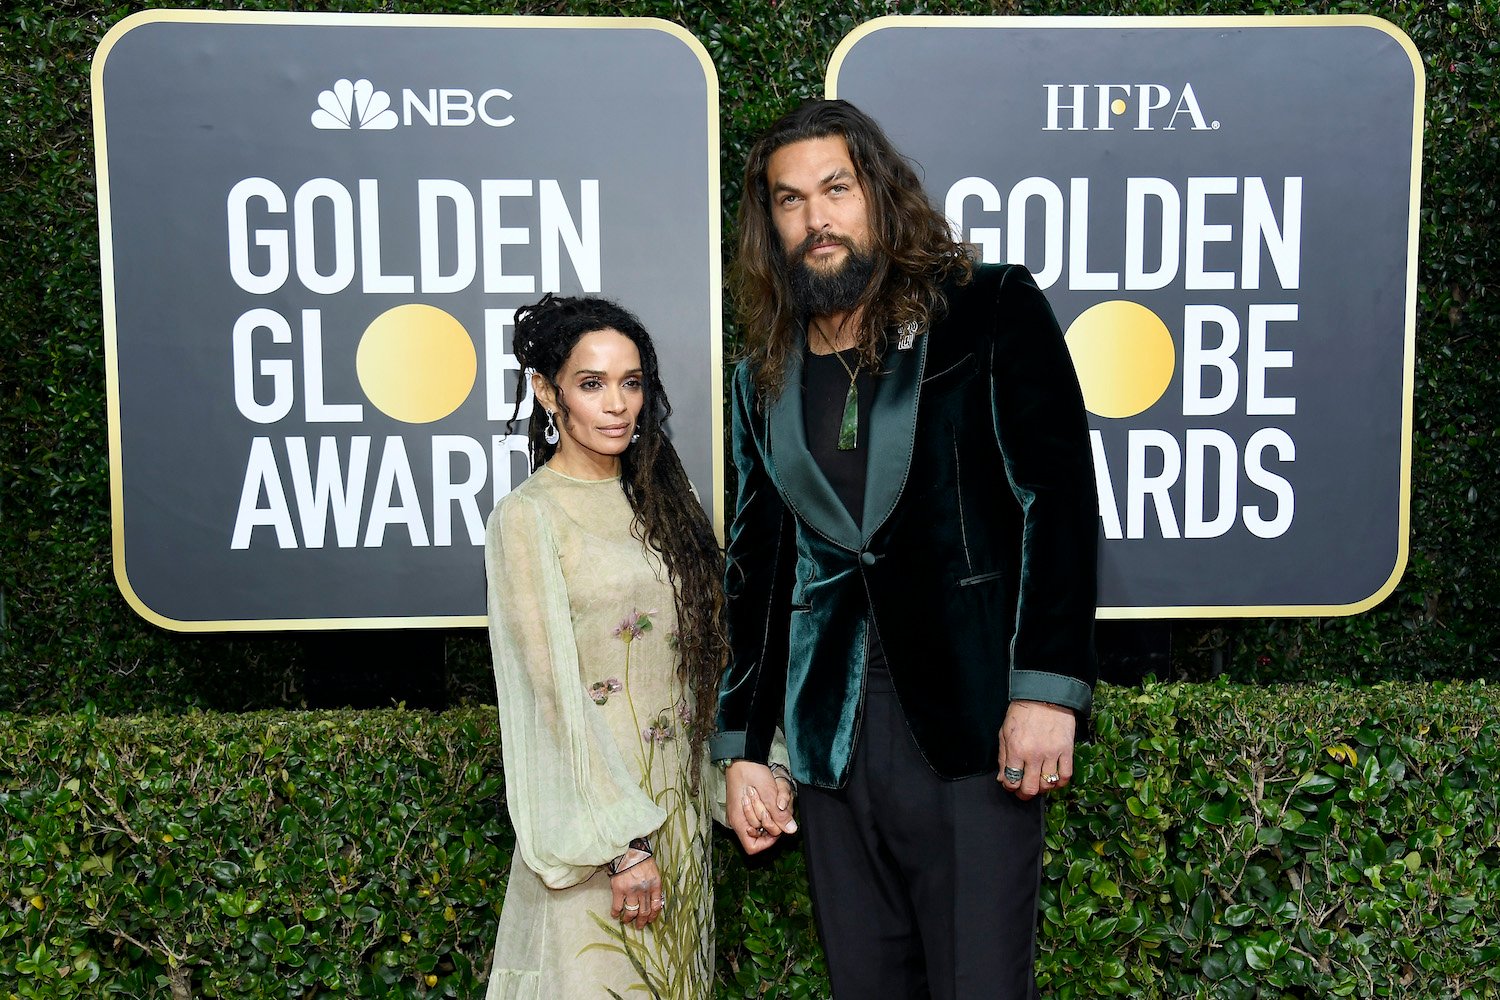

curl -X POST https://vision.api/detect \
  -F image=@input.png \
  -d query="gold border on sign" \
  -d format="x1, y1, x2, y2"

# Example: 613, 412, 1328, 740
93, 10, 722, 632
827, 15, 1424, 620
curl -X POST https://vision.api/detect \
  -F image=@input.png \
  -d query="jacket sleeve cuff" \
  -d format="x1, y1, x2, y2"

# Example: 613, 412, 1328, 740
1010, 669, 1093, 715
710, 731, 751, 764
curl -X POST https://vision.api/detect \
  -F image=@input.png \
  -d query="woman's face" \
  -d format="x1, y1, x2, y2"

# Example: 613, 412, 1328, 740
535, 327, 645, 478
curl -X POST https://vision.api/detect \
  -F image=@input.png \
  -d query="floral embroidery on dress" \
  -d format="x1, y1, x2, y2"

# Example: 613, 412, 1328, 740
587, 677, 623, 705
642, 711, 677, 745
642, 698, 692, 745
581, 611, 712, 999
613, 608, 655, 642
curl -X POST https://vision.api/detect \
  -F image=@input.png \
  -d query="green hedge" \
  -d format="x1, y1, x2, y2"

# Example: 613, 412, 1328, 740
3, 682, 1496, 998
2, 0, 1499, 715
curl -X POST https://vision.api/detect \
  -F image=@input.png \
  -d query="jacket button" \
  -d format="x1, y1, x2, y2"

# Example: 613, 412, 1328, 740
860, 551, 877, 567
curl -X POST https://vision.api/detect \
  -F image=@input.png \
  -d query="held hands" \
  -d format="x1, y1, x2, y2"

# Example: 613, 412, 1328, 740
998, 700, 1077, 800
725, 760, 798, 854
609, 857, 664, 930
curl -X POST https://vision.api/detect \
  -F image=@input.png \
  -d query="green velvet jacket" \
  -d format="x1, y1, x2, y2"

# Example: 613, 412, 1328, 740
710, 263, 1098, 788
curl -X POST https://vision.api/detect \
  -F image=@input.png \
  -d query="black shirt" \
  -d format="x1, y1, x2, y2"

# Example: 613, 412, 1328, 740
802, 345, 890, 675
802, 347, 874, 521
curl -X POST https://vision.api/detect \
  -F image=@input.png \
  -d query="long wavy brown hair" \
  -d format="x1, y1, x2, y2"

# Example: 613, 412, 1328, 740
732, 99, 973, 399
506, 294, 726, 787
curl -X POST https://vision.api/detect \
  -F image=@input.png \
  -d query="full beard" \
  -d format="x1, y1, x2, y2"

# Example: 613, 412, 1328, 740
786, 233, 876, 318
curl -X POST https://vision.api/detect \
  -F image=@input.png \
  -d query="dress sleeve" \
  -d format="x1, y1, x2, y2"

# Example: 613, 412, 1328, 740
486, 492, 666, 889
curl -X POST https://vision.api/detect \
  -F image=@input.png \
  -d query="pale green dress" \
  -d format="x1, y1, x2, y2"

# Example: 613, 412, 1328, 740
484, 466, 712, 1000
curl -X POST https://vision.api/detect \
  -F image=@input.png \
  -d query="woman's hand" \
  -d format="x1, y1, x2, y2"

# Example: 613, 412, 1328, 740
609, 857, 664, 930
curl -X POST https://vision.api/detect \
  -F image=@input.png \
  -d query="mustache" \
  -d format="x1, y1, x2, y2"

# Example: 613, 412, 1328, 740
789, 231, 857, 259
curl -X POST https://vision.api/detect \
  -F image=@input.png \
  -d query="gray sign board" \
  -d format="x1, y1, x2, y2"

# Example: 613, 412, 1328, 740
95, 11, 721, 630
830, 16, 1423, 617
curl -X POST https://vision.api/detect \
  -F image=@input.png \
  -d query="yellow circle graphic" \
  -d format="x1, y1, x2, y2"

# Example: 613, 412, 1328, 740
356, 304, 477, 423
1063, 300, 1175, 419
1110, 98, 1127, 116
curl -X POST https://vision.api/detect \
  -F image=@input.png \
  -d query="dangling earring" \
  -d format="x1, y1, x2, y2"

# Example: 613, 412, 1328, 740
630, 429, 641, 445
543, 410, 560, 445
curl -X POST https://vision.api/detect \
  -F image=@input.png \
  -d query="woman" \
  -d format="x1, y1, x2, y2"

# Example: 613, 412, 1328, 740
484, 294, 767, 999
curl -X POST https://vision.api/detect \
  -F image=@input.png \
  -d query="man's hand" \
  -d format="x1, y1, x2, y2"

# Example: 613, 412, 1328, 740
725, 760, 798, 853
998, 700, 1077, 800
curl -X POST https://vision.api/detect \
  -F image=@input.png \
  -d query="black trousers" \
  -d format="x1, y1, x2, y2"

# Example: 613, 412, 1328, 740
799, 668, 1044, 1000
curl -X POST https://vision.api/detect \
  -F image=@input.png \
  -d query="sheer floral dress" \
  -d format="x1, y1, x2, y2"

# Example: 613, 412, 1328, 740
484, 466, 712, 1000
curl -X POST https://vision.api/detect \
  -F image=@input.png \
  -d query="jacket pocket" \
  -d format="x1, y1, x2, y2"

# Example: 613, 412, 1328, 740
920, 352, 977, 391
957, 570, 1004, 587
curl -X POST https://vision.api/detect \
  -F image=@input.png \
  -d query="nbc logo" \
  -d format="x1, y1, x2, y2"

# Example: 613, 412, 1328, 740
311, 79, 516, 130
311, 79, 398, 130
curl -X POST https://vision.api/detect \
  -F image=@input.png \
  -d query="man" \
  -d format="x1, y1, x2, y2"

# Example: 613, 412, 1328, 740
711, 99, 1098, 999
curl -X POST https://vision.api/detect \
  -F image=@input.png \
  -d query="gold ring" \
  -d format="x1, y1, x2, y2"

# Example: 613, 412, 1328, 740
1044, 773, 1060, 784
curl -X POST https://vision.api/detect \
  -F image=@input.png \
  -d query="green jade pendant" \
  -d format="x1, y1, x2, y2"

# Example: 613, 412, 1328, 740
837, 379, 858, 450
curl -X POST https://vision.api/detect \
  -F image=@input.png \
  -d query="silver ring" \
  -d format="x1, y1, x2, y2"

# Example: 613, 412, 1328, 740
1044, 773, 1060, 785
1003, 765, 1024, 782
623, 902, 640, 911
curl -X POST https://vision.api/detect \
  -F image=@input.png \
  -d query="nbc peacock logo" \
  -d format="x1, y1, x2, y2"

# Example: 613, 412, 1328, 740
309, 78, 517, 130
311, 78, 398, 130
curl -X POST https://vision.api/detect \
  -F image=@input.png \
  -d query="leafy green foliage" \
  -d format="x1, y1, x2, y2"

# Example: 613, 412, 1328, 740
0, 708, 511, 998
1039, 680, 1500, 999
3, 684, 1496, 997
713, 830, 826, 998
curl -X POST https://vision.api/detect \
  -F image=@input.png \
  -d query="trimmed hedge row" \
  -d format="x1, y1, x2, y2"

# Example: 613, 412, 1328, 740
3, 682, 1496, 998
3, 0, 1500, 715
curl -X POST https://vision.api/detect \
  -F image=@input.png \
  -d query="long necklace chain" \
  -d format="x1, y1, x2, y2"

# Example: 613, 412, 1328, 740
817, 330, 861, 452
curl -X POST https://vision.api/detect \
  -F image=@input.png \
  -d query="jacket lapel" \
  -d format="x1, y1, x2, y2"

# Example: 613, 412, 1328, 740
861, 329, 927, 543
767, 344, 862, 551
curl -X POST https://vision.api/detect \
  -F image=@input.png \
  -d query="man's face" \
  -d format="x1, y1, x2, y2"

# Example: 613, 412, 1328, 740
765, 135, 874, 281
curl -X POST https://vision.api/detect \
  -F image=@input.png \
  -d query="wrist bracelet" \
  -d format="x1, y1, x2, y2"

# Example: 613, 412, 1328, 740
767, 761, 797, 795
607, 837, 652, 876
